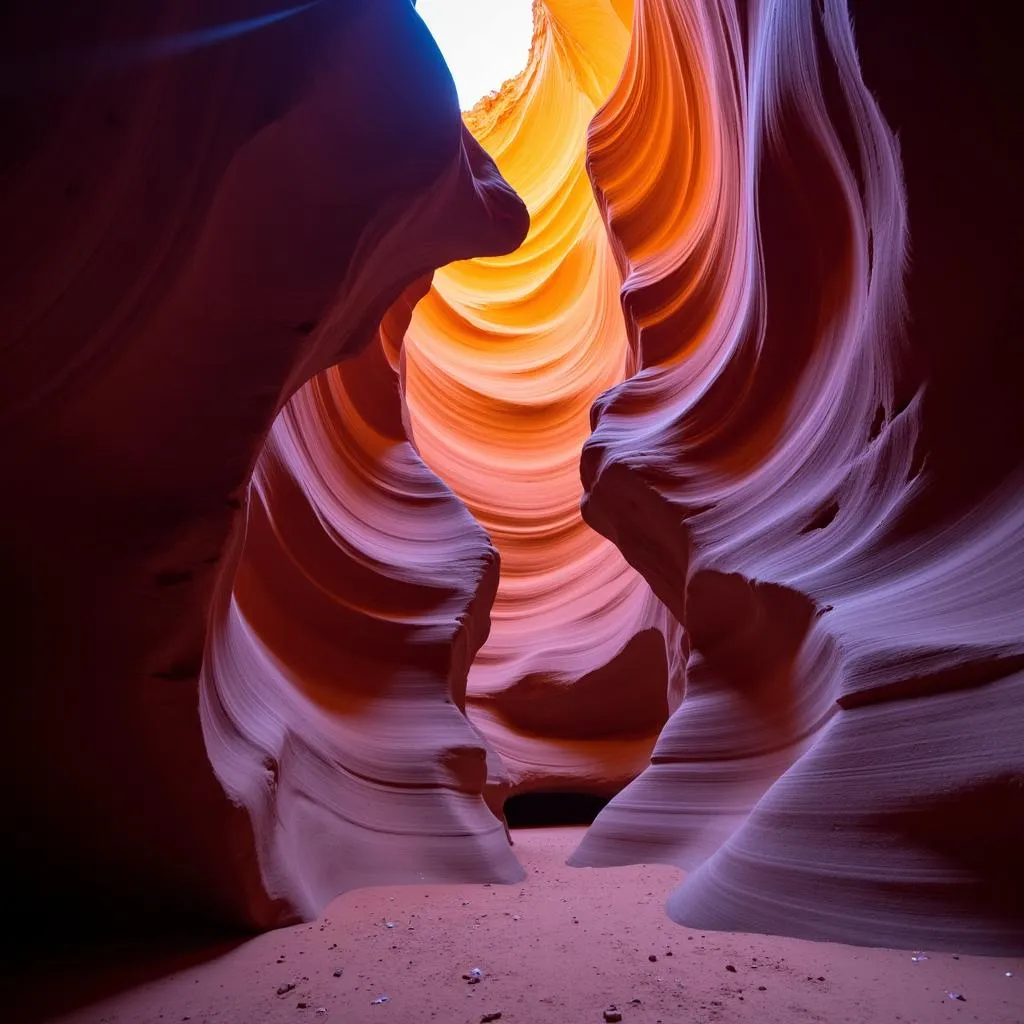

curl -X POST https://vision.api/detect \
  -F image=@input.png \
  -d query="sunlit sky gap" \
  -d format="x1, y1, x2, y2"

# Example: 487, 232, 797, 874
416, 0, 535, 112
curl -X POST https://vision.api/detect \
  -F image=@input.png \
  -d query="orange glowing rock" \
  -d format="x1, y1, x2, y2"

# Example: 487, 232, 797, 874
405, 0, 670, 796
1, 0, 1021, 955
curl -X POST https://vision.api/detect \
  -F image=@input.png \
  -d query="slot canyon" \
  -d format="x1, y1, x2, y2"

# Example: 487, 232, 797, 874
1, 1, 1021, 1022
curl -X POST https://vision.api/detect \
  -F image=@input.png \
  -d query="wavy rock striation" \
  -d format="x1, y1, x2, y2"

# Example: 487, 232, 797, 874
0, 0, 526, 928
405, 0, 675, 798
203, 260, 527, 922
1, 0, 1020, 952
571, 0, 1024, 953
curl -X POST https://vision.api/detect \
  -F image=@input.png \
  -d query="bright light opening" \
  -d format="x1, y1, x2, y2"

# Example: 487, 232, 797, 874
417, 0, 535, 112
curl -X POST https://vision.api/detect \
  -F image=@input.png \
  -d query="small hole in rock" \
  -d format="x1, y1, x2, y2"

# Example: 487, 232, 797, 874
800, 498, 839, 534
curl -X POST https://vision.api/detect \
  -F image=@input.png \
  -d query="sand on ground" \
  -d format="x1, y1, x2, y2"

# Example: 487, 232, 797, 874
28, 827, 1024, 1024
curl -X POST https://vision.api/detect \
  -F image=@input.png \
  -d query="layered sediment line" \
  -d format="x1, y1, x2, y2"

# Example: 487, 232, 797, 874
572, 0, 1024, 953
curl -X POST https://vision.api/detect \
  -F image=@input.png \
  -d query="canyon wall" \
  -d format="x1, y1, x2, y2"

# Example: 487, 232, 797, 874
0, 0, 527, 929
1, 0, 1020, 952
571, 0, 1024, 953
405, 0, 676, 800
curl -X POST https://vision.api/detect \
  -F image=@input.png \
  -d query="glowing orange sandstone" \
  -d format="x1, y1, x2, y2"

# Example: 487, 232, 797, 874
1, 0, 1021, 956
405, 0, 669, 792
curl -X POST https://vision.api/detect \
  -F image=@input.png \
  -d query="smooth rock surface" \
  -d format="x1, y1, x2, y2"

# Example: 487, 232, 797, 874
1, 0, 1021, 957
571, 0, 1024, 953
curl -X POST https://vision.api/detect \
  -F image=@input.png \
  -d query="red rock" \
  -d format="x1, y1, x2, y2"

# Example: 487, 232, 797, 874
0, 0, 1020, 957
568, 0, 1024, 956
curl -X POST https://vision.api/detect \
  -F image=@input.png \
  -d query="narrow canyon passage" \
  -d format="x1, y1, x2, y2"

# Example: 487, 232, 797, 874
192, 0, 1024, 954
406, 0, 668, 797
1, 1, 1022, 1017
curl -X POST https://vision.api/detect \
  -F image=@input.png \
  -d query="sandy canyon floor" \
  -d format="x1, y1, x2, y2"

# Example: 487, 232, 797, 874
18, 828, 1023, 1024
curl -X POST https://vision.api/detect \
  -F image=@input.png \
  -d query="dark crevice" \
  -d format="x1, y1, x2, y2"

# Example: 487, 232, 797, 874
800, 498, 839, 533
838, 653, 1024, 711
504, 792, 610, 828
868, 403, 886, 441
907, 432, 928, 481
892, 394, 914, 418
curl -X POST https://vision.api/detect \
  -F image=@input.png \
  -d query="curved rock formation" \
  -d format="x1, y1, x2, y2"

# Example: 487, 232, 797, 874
404, 0, 674, 797
1, 0, 526, 928
2, 0, 1020, 955
570, 0, 1024, 953
203, 259, 528, 922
